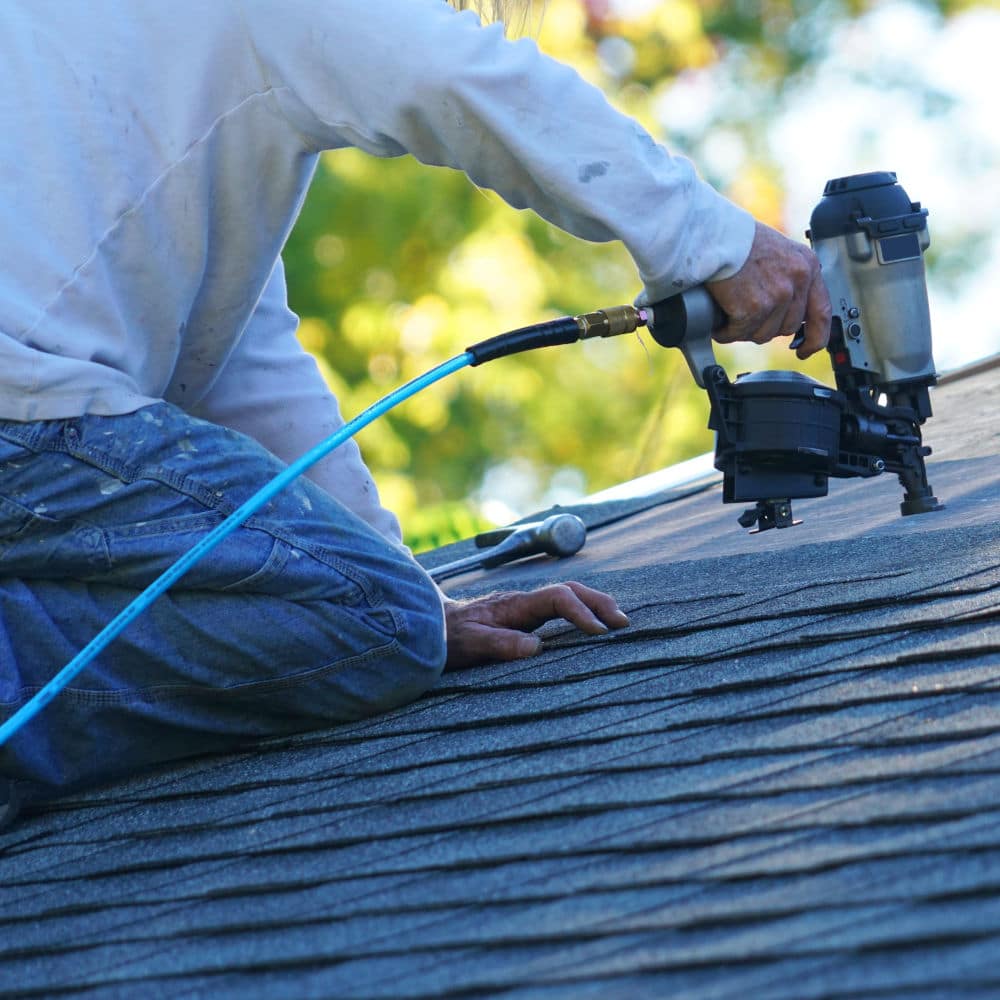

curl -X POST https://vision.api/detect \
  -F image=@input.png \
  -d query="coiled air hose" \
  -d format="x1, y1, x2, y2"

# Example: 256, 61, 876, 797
0, 304, 647, 746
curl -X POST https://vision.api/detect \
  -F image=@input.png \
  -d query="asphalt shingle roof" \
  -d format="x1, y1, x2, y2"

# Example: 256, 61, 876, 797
1, 360, 997, 999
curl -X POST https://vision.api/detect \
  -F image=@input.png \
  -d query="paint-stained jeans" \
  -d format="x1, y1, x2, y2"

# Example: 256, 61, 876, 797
0, 403, 446, 802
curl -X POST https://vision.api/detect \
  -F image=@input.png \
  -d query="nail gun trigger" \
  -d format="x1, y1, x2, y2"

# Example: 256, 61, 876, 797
789, 324, 806, 352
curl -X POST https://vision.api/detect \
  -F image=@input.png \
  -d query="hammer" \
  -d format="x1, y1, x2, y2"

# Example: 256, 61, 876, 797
428, 513, 587, 582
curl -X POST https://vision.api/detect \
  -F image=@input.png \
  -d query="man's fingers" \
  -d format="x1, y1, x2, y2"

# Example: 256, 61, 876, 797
443, 582, 630, 670
796, 271, 833, 358
563, 581, 631, 630
495, 582, 629, 635
456, 622, 541, 663
749, 303, 792, 345
545, 584, 611, 636
445, 620, 542, 670
705, 221, 828, 349
716, 275, 810, 347
766, 280, 811, 346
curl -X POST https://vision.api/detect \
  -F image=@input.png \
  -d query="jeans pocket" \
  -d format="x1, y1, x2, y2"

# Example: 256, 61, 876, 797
0, 495, 109, 578
102, 512, 274, 592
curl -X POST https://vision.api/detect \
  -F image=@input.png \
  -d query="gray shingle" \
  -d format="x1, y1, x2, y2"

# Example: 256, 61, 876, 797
1, 362, 998, 998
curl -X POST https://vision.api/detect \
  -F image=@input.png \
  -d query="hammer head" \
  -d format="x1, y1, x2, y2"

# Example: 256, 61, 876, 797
476, 513, 585, 551
479, 513, 588, 566
534, 513, 588, 557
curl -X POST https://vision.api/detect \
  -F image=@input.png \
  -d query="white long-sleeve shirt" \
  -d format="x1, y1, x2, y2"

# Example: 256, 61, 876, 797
0, 0, 754, 542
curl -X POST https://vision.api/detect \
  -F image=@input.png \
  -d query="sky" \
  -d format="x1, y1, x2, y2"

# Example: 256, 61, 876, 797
649, 0, 1000, 372
773, 2, 1000, 371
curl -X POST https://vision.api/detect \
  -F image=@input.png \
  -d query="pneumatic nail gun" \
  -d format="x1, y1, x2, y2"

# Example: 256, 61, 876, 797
641, 171, 944, 532
462, 171, 943, 534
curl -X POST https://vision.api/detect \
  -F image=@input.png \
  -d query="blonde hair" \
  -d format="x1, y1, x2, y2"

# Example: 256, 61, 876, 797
448, 1, 537, 30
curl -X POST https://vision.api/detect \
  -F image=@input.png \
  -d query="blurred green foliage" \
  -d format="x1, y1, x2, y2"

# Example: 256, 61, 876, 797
283, 0, 975, 552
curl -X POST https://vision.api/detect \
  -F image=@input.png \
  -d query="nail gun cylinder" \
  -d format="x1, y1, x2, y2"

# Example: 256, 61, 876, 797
808, 172, 935, 388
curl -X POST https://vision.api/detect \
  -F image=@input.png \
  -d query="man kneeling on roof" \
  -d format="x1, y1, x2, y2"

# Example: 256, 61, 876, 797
0, 0, 829, 808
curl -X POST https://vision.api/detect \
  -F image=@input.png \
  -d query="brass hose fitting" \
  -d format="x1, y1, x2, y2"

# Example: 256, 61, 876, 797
574, 304, 642, 340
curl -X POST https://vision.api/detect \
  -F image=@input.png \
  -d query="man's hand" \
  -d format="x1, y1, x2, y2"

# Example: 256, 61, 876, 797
706, 221, 832, 359
443, 582, 630, 670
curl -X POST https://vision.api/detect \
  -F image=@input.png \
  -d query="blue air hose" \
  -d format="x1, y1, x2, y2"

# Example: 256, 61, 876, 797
0, 305, 636, 747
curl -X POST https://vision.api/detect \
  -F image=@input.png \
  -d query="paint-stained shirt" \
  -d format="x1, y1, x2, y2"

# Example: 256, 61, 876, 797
0, 0, 755, 542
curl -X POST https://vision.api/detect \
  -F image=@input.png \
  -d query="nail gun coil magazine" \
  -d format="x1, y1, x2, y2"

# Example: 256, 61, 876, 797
706, 368, 847, 505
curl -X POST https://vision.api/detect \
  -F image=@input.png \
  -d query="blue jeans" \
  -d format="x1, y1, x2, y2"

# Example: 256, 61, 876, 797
0, 403, 445, 802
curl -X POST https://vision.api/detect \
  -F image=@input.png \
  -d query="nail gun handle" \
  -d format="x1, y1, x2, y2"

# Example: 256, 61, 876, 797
643, 287, 724, 388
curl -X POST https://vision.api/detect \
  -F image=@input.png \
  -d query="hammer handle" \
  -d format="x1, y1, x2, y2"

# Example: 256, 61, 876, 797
428, 551, 494, 582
